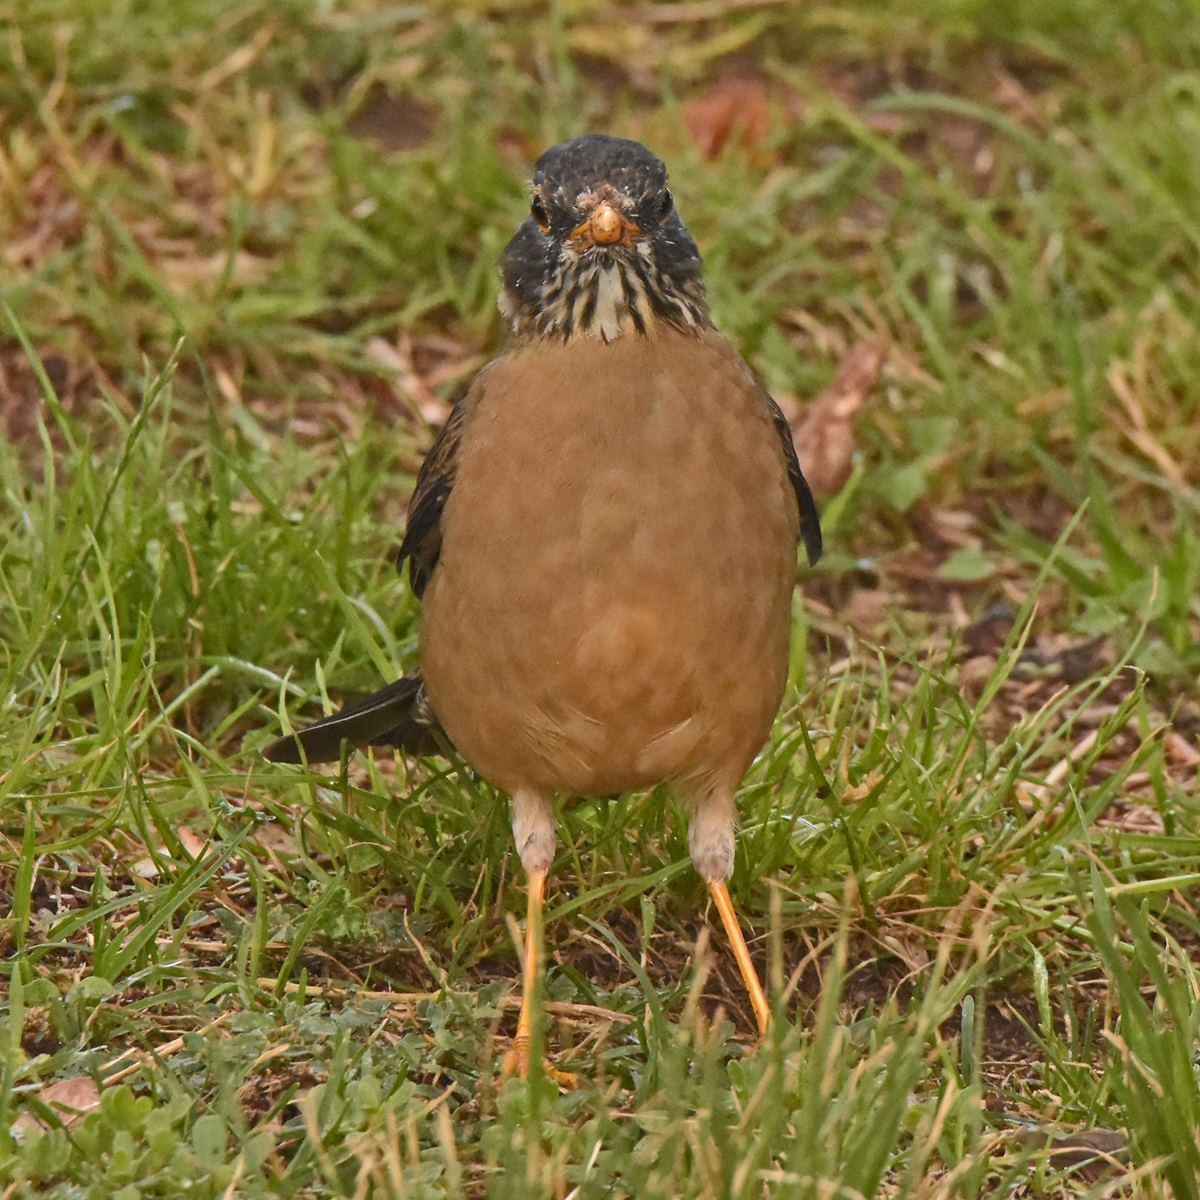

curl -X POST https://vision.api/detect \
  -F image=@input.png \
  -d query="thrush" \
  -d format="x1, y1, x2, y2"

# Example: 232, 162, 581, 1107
264, 133, 822, 1077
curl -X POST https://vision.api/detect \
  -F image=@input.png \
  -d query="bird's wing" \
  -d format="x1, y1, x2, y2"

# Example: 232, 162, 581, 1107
395, 395, 470, 596
763, 390, 823, 566
262, 675, 442, 763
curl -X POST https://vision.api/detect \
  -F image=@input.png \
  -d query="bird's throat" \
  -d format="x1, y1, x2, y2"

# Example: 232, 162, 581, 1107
584, 263, 644, 343
525, 249, 707, 344
539, 259, 654, 343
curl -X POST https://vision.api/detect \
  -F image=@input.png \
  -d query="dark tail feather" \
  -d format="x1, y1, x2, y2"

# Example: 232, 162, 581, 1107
263, 675, 444, 764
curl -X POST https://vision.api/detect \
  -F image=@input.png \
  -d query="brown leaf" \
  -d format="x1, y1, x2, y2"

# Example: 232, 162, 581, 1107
346, 83, 436, 152
684, 77, 771, 160
254, 821, 300, 856
13, 1075, 101, 1137
1166, 730, 1200, 767
791, 340, 886, 495
1046, 1127, 1126, 1168
131, 825, 206, 874
131, 854, 159, 879
1010, 1126, 1127, 1182
177, 827, 207, 859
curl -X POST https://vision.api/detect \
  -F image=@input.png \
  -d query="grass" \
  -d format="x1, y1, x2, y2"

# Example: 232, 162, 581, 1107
1, 0, 1198, 1195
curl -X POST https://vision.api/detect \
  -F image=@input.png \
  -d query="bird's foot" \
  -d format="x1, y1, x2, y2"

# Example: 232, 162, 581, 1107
499, 1036, 577, 1089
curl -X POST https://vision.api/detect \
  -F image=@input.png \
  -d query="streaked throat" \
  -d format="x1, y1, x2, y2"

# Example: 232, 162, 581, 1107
576, 261, 648, 342
535, 249, 708, 343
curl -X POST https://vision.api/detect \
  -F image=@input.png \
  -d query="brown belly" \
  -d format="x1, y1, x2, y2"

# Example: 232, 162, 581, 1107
419, 330, 798, 797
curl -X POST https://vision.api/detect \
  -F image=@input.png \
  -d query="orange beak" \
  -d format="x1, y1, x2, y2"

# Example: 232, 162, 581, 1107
570, 202, 638, 248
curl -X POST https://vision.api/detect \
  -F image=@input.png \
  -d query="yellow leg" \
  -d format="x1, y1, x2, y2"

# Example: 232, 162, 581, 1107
708, 879, 771, 1037
499, 871, 574, 1086
502, 869, 546, 1079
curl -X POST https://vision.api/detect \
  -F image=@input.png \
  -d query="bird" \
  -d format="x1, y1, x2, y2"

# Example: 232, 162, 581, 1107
263, 133, 822, 1078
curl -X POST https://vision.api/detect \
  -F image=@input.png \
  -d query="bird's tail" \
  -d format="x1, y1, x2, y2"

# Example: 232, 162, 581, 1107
263, 674, 444, 764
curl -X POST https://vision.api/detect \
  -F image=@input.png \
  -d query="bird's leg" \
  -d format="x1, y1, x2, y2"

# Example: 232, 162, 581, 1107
688, 787, 771, 1037
502, 788, 573, 1083
708, 878, 771, 1036
506, 866, 545, 1077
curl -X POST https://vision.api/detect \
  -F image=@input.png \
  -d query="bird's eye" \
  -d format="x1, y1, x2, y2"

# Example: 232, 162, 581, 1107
658, 189, 674, 220
531, 196, 550, 231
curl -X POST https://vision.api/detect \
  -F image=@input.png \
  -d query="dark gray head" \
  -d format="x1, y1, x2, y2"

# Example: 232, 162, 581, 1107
499, 134, 709, 341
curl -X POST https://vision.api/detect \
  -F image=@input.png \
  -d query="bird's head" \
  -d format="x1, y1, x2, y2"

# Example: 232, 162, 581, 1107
499, 134, 710, 342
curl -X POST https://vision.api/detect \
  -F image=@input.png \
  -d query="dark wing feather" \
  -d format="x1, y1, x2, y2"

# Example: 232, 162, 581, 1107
764, 391, 823, 566
395, 399, 468, 596
263, 675, 443, 763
